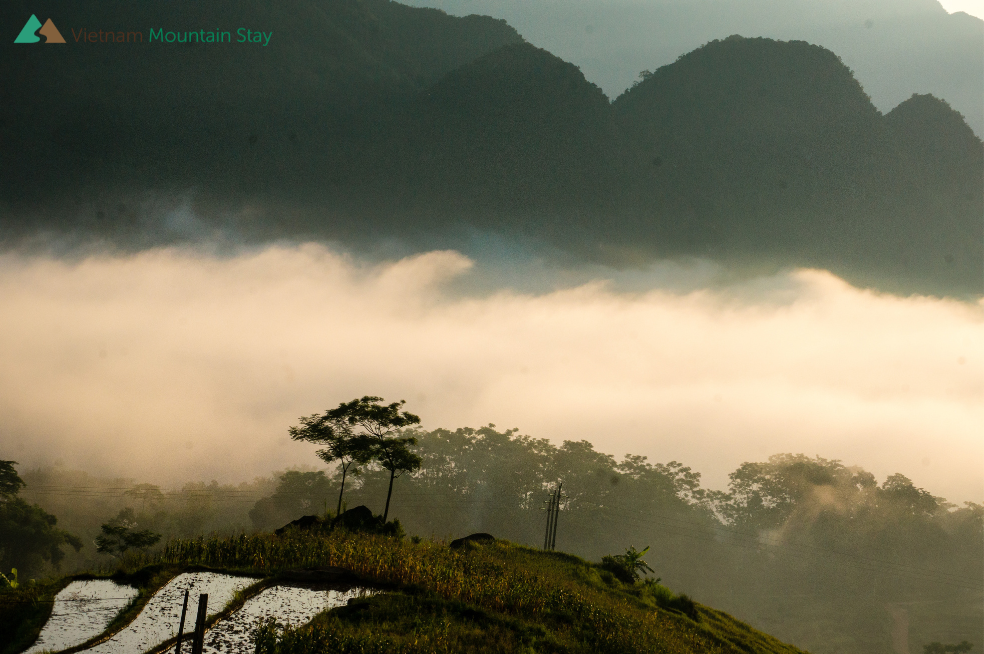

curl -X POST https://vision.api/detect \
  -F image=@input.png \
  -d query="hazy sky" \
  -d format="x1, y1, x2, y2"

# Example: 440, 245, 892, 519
1, 243, 980, 503
939, 0, 984, 19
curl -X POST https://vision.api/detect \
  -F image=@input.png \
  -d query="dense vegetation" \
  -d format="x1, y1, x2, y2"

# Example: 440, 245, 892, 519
1, 1, 980, 296
7, 426, 981, 654
0, 462, 81, 581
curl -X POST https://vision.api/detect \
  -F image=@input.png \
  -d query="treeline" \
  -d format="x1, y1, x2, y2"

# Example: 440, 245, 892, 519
8, 467, 277, 573
256, 425, 982, 654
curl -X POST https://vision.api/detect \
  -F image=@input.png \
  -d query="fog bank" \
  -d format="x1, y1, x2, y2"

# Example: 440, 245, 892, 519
0, 244, 980, 502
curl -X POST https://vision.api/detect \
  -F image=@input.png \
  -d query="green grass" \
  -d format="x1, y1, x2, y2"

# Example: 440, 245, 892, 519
159, 531, 811, 654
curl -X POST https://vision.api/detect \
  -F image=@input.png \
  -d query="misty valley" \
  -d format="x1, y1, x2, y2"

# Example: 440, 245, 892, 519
1, 0, 982, 652
1, 417, 981, 654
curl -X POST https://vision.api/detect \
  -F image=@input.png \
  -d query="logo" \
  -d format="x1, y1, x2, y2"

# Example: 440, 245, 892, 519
14, 14, 66, 43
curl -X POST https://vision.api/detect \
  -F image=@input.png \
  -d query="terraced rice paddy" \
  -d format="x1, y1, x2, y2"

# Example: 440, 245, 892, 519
24, 580, 138, 654
202, 586, 372, 653
85, 572, 258, 654
20, 572, 373, 654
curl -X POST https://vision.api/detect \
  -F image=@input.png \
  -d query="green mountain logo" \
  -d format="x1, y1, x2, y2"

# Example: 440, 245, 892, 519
15, 14, 66, 43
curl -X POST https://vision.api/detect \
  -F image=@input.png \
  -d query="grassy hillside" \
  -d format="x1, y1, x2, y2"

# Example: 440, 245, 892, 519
1, 530, 811, 654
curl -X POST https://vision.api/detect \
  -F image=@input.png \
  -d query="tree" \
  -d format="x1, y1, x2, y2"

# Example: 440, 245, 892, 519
0, 461, 82, 577
289, 413, 376, 516
124, 483, 164, 513
292, 396, 421, 522
0, 460, 26, 498
718, 453, 876, 531
95, 508, 162, 557
373, 436, 422, 522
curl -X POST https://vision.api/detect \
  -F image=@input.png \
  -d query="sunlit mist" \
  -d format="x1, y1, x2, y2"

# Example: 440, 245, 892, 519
0, 244, 980, 502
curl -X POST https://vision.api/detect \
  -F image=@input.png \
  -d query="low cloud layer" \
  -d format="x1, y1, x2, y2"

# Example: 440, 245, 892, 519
0, 244, 980, 502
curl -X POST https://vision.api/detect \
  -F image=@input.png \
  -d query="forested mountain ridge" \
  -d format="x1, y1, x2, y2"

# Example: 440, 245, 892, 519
0, 0, 524, 203
607, 36, 983, 296
397, 0, 984, 139
1, 2, 981, 297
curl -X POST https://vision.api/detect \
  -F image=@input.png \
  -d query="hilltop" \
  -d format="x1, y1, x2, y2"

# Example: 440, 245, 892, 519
1, 529, 812, 654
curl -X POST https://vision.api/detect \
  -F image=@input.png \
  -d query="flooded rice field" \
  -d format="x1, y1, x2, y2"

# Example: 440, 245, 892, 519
85, 571, 259, 654
202, 586, 372, 653
24, 580, 138, 654
21, 572, 375, 653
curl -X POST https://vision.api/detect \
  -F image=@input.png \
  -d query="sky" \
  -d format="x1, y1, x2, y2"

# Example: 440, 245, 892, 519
1, 242, 980, 504
939, 0, 984, 19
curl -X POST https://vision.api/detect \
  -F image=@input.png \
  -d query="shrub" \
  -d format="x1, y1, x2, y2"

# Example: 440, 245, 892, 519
600, 546, 654, 584
666, 594, 700, 622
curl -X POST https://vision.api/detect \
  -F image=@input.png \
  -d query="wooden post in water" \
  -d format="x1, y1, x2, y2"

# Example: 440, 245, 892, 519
190, 593, 208, 654
175, 589, 190, 654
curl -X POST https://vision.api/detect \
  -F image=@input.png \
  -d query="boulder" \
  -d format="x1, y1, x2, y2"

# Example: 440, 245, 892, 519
333, 505, 382, 532
275, 514, 325, 536
449, 533, 496, 549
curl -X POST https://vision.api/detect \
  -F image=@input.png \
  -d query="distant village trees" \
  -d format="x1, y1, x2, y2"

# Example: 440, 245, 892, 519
0, 461, 82, 578
95, 508, 162, 556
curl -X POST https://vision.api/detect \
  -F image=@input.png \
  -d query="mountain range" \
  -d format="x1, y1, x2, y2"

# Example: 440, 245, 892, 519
401, 0, 984, 139
1, 0, 981, 297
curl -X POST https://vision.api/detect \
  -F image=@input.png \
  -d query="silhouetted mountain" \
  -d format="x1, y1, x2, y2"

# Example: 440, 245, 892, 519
607, 36, 982, 295
1, 3, 981, 297
399, 0, 984, 138
390, 43, 612, 232
0, 0, 523, 206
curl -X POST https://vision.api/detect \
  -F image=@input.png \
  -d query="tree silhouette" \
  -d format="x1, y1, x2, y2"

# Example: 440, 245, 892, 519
292, 396, 421, 521
0, 460, 26, 498
95, 508, 162, 557
373, 435, 423, 522
124, 483, 163, 513
0, 461, 82, 576
290, 413, 376, 516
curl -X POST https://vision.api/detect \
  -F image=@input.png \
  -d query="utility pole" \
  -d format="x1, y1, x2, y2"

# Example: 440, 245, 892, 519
551, 482, 562, 551
542, 483, 563, 551
543, 488, 554, 550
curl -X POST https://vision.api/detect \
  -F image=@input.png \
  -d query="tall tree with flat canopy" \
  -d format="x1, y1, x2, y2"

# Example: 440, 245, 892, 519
290, 413, 375, 516
291, 396, 421, 520
373, 434, 423, 522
